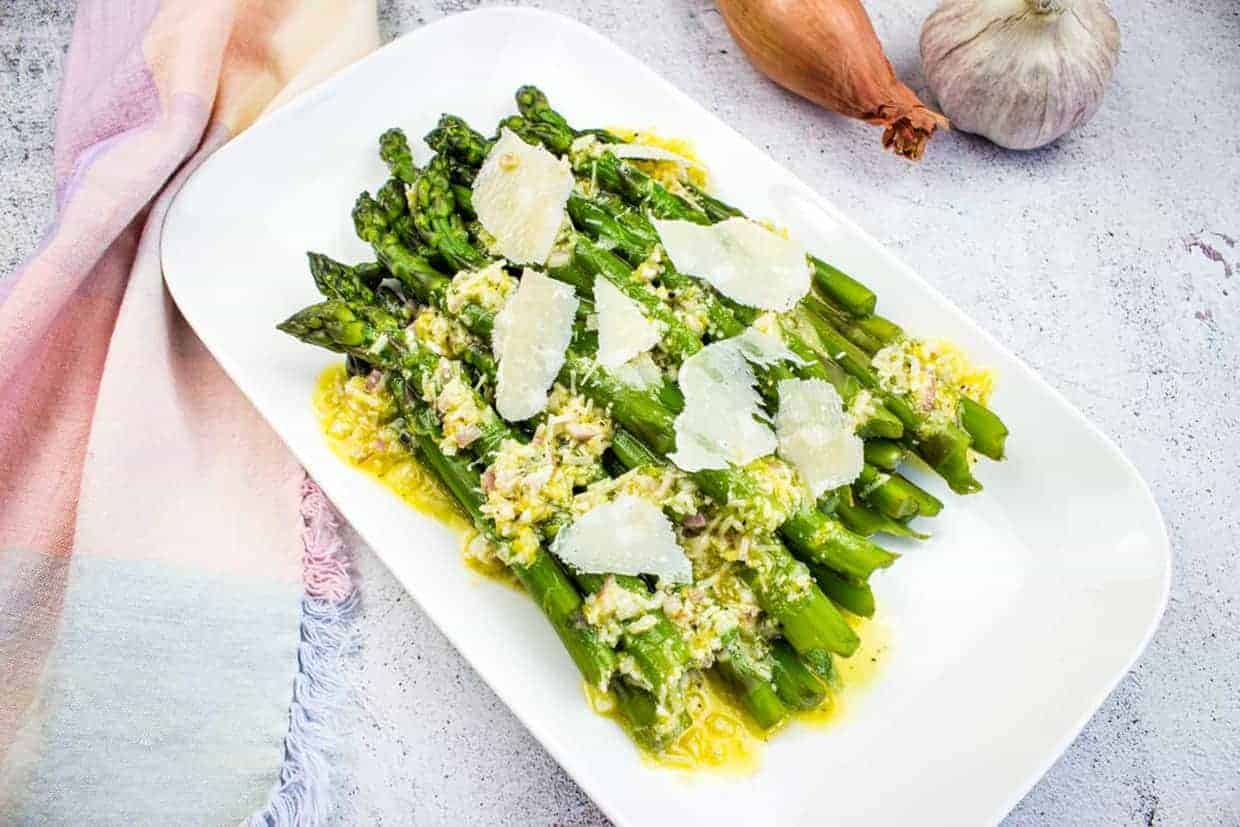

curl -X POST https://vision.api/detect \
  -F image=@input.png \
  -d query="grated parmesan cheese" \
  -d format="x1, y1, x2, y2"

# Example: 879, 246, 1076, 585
492, 269, 578, 421
652, 217, 810, 311
774, 378, 863, 497
552, 495, 692, 584
472, 128, 574, 265
594, 278, 661, 369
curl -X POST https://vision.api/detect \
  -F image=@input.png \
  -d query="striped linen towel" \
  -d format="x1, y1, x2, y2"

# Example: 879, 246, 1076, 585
0, 1, 378, 823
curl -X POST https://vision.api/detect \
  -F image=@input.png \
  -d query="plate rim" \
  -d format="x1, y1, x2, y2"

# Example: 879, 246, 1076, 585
161, 8, 1173, 824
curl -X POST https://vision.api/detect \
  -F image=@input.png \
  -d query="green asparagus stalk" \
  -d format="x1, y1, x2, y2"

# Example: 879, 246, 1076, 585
863, 439, 905, 472
278, 302, 618, 690
834, 498, 927, 540
769, 638, 829, 711
791, 300, 981, 495
574, 571, 692, 702
504, 92, 1009, 474
565, 193, 906, 441
289, 280, 805, 736
379, 128, 419, 185
610, 679, 690, 751
960, 397, 1009, 461
356, 166, 888, 682
307, 253, 409, 323
406, 154, 488, 272
604, 422, 864, 669
362, 166, 900, 587
715, 632, 790, 729
515, 87, 878, 315
808, 565, 876, 619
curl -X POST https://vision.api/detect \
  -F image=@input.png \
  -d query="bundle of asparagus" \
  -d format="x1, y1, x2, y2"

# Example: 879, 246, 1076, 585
278, 87, 1009, 754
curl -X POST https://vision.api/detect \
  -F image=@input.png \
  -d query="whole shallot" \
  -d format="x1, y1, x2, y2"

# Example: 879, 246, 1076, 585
716, 0, 948, 160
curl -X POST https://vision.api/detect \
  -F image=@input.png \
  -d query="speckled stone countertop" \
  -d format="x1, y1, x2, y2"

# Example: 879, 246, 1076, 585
3, 1, 1237, 824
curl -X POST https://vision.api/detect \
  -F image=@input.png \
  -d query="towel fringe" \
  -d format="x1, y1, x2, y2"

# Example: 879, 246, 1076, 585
249, 477, 360, 827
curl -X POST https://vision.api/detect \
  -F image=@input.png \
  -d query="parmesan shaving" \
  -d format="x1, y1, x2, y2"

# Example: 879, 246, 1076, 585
552, 495, 692, 584
775, 378, 863, 497
668, 339, 777, 472
609, 143, 694, 166
731, 326, 806, 368
611, 352, 664, 391
492, 269, 578, 421
652, 217, 810, 311
472, 128, 574, 265
594, 279, 661, 369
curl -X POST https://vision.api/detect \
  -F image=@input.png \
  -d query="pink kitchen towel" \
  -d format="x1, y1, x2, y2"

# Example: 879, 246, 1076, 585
0, 1, 377, 822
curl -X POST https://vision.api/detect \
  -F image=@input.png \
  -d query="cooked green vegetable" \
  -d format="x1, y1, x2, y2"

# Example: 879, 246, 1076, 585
277, 87, 1010, 757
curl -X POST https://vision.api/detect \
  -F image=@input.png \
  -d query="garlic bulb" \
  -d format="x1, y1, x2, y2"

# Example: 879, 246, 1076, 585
920, 0, 1120, 150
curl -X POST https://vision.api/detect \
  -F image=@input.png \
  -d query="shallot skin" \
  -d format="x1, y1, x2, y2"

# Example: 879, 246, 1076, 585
717, 0, 948, 160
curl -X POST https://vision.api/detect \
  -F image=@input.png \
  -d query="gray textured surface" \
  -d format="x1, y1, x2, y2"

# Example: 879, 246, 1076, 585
3, 0, 1238, 824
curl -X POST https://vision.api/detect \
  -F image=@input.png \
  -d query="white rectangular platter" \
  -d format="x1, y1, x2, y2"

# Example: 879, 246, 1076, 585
162, 9, 1171, 825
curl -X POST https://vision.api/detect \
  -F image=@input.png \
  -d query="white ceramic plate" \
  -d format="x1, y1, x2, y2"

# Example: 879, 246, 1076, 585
162, 9, 1170, 825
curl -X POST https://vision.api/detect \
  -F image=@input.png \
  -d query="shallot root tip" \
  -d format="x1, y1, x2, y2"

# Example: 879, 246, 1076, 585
876, 105, 950, 161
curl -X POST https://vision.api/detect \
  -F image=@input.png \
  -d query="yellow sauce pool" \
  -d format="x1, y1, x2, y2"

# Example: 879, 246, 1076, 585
315, 364, 464, 526
606, 126, 710, 190
313, 364, 515, 586
315, 364, 889, 772
586, 615, 891, 774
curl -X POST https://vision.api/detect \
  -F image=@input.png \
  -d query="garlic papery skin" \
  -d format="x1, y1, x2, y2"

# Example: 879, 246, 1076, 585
919, 0, 1120, 150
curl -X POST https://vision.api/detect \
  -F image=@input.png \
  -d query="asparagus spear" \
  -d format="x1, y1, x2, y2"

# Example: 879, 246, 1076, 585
792, 300, 981, 495
293, 270, 811, 733
515, 86, 877, 315
610, 679, 690, 751
505, 91, 1009, 474
383, 165, 900, 586
306, 253, 410, 322
808, 565, 876, 619
278, 301, 618, 685
769, 638, 829, 711
397, 385, 694, 750
834, 498, 927, 540
406, 154, 488, 272
863, 439, 905, 471
715, 632, 790, 728
379, 127, 419, 185
687, 181, 1007, 461
558, 232, 934, 525
358, 170, 889, 657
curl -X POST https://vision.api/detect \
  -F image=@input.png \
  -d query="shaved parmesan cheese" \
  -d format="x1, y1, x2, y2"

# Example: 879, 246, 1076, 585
609, 143, 694, 166
493, 269, 578, 421
669, 339, 777, 472
653, 217, 810, 311
552, 495, 691, 584
594, 279, 661, 369
775, 378, 863, 497
611, 352, 664, 390
473, 128, 574, 265
731, 326, 806, 368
